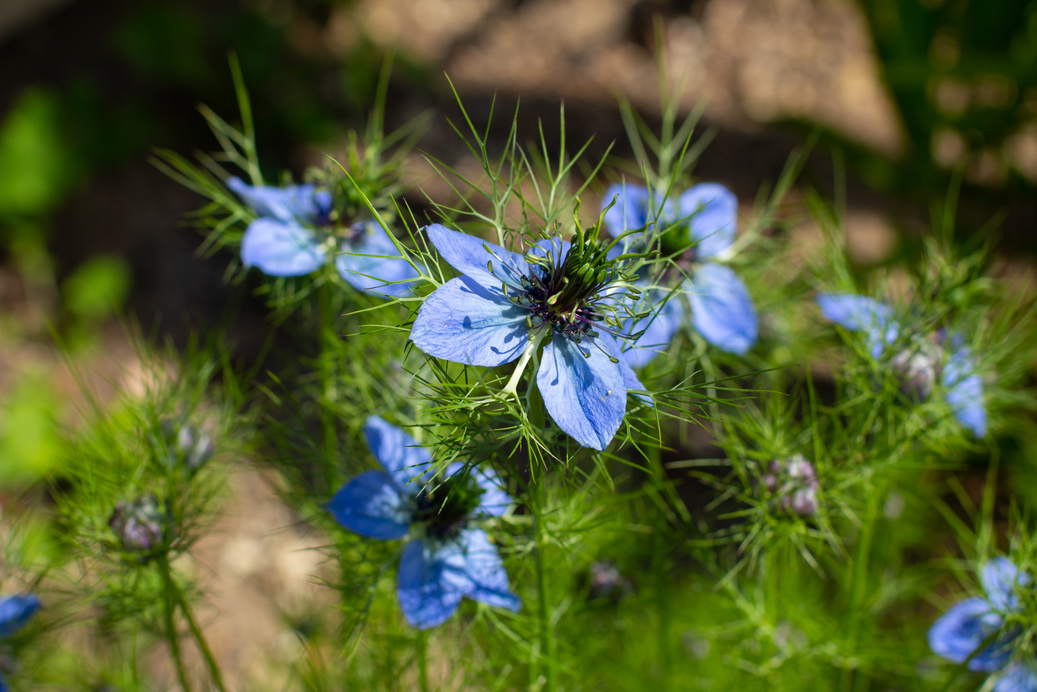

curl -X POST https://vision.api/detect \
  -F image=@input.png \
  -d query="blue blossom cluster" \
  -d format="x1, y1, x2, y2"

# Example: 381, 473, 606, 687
929, 558, 1035, 690
818, 293, 986, 437
228, 177, 419, 297
327, 416, 520, 629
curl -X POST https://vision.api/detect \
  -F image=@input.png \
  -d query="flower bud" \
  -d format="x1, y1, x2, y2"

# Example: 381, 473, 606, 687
161, 418, 214, 474
890, 343, 940, 402
762, 455, 819, 517
108, 494, 169, 557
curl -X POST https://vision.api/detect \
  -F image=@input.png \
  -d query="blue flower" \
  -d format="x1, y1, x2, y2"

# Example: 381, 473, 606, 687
600, 182, 758, 364
817, 293, 987, 437
326, 416, 520, 629
409, 225, 648, 451
0, 593, 40, 692
227, 177, 419, 296
929, 558, 1034, 690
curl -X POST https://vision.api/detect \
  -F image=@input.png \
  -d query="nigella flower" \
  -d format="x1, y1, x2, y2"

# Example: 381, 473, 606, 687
326, 416, 520, 629
929, 557, 1035, 690
817, 293, 987, 437
0, 594, 40, 692
409, 224, 648, 451
227, 177, 418, 296
600, 182, 758, 365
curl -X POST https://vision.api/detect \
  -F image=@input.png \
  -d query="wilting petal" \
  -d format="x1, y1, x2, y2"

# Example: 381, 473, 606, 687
687, 263, 758, 355
622, 290, 683, 368
817, 293, 898, 359
425, 224, 529, 290
944, 342, 987, 438
928, 597, 1009, 672
326, 471, 411, 540
397, 540, 466, 629
680, 183, 738, 260
981, 557, 1030, 613
410, 276, 530, 367
995, 662, 1037, 692
537, 333, 626, 451
601, 183, 652, 240
227, 177, 331, 224
363, 416, 434, 492
240, 219, 325, 277
335, 221, 420, 297
0, 594, 40, 638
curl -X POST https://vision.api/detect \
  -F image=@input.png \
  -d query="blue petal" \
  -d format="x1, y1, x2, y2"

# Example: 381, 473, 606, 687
601, 183, 652, 239
396, 539, 465, 629
0, 594, 40, 638
0, 671, 6, 692
363, 416, 434, 493
622, 289, 683, 368
536, 333, 626, 451
240, 219, 326, 277
449, 529, 522, 612
335, 221, 420, 297
227, 177, 330, 224
410, 276, 531, 367
425, 224, 529, 290
473, 465, 513, 518
817, 293, 898, 359
981, 557, 1030, 613
928, 597, 1010, 672
996, 663, 1037, 692
326, 471, 411, 540
687, 263, 758, 355
944, 341, 987, 438
598, 332, 653, 405
679, 183, 738, 260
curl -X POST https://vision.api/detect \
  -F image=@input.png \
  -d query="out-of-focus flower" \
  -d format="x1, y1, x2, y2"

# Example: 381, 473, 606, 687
600, 182, 758, 364
817, 293, 987, 437
0, 593, 40, 692
929, 557, 1034, 690
227, 177, 418, 296
409, 224, 648, 451
586, 560, 631, 601
760, 454, 819, 517
326, 416, 520, 629
108, 494, 169, 559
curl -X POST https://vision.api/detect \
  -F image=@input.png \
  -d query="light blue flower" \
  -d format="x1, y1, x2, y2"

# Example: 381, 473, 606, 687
227, 177, 418, 296
817, 293, 987, 437
929, 557, 1034, 690
600, 182, 758, 364
0, 594, 40, 692
409, 225, 648, 451
326, 416, 520, 629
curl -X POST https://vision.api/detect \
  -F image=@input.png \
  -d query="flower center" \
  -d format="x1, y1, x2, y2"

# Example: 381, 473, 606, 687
413, 474, 484, 539
506, 227, 642, 345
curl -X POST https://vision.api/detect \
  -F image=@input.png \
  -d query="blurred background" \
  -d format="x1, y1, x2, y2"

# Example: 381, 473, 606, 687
0, 0, 1035, 684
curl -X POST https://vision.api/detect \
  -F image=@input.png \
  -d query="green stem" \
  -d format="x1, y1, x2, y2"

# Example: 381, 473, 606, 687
157, 556, 191, 692
840, 487, 881, 692
318, 277, 338, 485
648, 448, 672, 690
178, 587, 229, 692
533, 481, 557, 692
417, 630, 430, 692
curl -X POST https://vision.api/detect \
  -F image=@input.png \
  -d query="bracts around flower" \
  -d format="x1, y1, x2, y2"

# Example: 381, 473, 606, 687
409, 222, 651, 451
